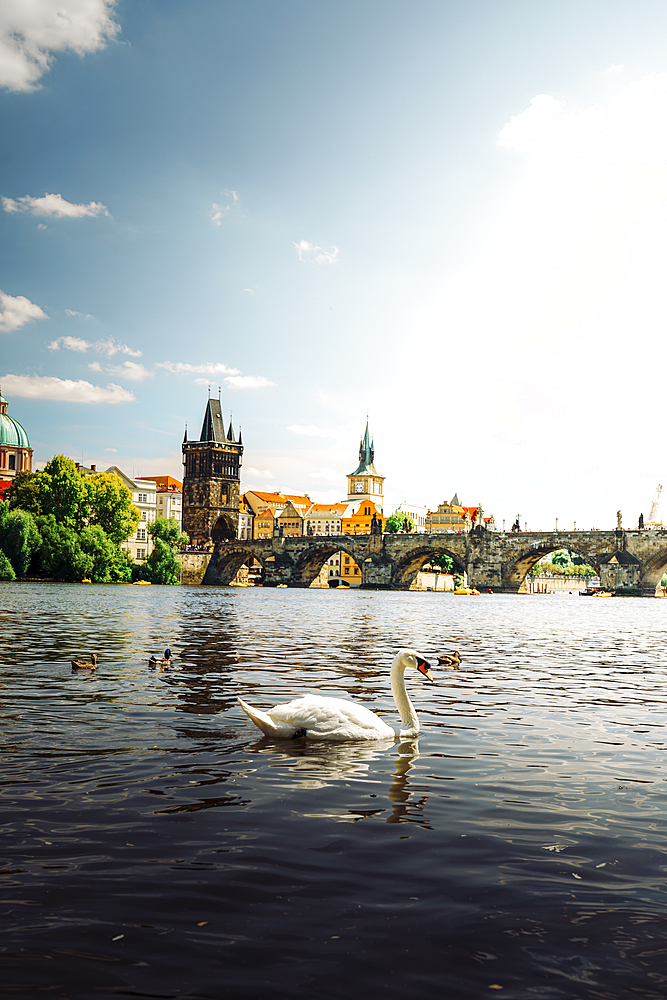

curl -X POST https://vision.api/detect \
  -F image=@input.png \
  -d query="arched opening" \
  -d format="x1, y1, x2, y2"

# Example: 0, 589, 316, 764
392, 544, 466, 591
211, 515, 236, 543
507, 545, 600, 594
291, 542, 362, 588
637, 548, 667, 596
203, 546, 265, 586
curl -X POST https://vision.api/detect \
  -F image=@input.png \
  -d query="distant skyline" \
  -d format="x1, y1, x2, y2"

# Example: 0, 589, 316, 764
4, 1, 667, 529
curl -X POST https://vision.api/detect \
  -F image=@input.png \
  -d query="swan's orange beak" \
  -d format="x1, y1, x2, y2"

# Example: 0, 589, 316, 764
417, 657, 433, 681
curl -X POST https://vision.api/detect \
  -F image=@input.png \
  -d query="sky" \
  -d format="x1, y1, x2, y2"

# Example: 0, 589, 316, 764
3, 1, 667, 530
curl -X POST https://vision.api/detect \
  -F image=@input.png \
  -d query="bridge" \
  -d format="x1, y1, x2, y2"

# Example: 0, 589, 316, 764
179, 527, 667, 596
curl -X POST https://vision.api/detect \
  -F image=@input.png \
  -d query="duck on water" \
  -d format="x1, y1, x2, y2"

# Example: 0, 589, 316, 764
237, 648, 432, 741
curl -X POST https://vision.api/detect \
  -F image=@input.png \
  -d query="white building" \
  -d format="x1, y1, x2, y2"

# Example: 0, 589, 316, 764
303, 503, 348, 536
106, 467, 157, 563
136, 476, 182, 527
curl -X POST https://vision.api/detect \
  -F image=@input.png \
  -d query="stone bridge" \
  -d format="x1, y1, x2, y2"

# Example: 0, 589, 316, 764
183, 527, 667, 596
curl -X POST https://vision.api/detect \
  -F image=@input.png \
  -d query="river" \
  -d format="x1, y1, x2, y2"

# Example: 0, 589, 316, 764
2, 583, 667, 999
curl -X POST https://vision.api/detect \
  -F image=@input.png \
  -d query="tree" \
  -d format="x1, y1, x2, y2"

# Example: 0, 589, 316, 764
38, 455, 91, 531
87, 472, 140, 544
551, 549, 571, 567
431, 552, 460, 573
0, 509, 41, 577
0, 549, 16, 581
385, 512, 414, 533
79, 525, 134, 583
6, 471, 43, 517
142, 517, 189, 585
37, 515, 93, 582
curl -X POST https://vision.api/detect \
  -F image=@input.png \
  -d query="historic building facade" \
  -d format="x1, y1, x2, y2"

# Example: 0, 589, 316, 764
347, 421, 384, 509
0, 391, 33, 491
182, 395, 243, 546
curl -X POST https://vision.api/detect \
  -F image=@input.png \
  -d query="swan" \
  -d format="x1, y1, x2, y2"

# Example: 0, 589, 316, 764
237, 648, 432, 741
149, 648, 173, 666
437, 651, 461, 667
71, 653, 98, 670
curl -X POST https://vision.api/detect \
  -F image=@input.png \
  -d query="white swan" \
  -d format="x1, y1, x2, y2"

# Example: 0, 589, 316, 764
237, 648, 432, 741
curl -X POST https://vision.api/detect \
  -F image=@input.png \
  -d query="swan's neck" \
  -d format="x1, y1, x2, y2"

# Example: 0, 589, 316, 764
390, 657, 419, 738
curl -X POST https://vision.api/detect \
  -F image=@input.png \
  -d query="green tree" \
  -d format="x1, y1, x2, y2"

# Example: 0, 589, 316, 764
87, 472, 140, 544
0, 509, 42, 577
38, 455, 90, 531
384, 512, 414, 533
431, 552, 461, 573
142, 517, 189, 585
0, 549, 16, 581
79, 525, 134, 583
37, 515, 93, 582
6, 471, 43, 517
551, 549, 571, 567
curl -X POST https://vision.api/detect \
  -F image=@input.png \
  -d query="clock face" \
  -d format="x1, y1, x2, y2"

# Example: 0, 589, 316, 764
355, 482, 364, 493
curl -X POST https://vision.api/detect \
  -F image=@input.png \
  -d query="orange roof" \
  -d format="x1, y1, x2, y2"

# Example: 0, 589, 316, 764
136, 475, 182, 492
306, 503, 348, 514
247, 490, 311, 505
257, 507, 275, 518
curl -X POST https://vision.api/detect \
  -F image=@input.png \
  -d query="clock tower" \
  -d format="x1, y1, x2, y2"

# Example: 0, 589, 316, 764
347, 420, 384, 510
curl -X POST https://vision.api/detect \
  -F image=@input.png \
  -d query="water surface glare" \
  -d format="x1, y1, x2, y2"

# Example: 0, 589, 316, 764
2, 583, 667, 999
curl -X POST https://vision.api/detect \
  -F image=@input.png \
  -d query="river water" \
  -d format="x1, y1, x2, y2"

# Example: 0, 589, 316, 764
2, 583, 667, 999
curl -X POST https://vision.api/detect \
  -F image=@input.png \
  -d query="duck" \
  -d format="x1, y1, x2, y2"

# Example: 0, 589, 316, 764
237, 648, 432, 741
71, 653, 98, 670
437, 651, 461, 667
149, 648, 173, 667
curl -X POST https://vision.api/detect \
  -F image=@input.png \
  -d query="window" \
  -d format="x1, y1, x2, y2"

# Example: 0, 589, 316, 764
345, 557, 350, 564
344, 567, 349, 575
8, 454, 15, 470
137, 528, 146, 541
354, 567, 359, 574
141, 511, 147, 521
137, 548, 145, 559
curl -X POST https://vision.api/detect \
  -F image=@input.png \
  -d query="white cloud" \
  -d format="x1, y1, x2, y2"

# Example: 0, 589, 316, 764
294, 240, 339, 264
210, 189, 239, 226
310, 467, 346, 481
1, 373, 135, 403
48, 335, 89, 352
104, 447, 117, 452
3, 192, 108, 217
156, 361, 241, 375
224, 375, 275, 389
244, 288, 255, 294
287, 424, 335, 438
65, 308, 94, 319
87, 361, 102, 371
244, 467, 274, 479
48, 335, 141, 357
0, 290, 47, 332
106, 361, 152, 381
604, 63, 625, 75
0, 0, 120, 93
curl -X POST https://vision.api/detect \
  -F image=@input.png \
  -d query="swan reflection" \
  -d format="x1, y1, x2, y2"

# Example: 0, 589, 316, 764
248, 737, 430, 827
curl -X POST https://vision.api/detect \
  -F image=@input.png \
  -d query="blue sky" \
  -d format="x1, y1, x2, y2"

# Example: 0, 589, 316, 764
3, 1, 667, 528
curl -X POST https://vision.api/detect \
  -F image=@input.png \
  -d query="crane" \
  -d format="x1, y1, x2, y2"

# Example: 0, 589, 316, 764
648, 484, 663, 525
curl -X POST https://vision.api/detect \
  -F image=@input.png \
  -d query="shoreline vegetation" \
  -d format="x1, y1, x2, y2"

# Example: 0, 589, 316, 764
0, 456, 187, 585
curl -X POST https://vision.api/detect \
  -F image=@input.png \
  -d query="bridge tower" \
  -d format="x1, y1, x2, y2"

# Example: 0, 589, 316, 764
347, 420, 385, 511
182, 392, 243, 546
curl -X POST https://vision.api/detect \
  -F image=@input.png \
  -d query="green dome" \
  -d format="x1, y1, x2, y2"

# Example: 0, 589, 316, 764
0, 396, 30, 449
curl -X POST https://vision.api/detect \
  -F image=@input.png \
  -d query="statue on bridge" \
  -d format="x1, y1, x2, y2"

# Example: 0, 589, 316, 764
617, 510, 622, 530
511, 515, 521, 533
370, 512, 382, 535
639, 512, 644, 530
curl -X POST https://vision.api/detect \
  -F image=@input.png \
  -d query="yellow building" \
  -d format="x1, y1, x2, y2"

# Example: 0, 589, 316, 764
276, 500, 303, 537
253, 507, 275, 539
342, 499, 384, 535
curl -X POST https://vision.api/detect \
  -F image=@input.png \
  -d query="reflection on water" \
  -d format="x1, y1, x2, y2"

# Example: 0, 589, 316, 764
3, 582, 667, 998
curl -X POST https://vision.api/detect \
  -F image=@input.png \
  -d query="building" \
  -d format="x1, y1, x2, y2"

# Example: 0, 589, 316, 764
340, 551, 362, 585
182, 393, 243, 546
136, 475, 183, 527
0, 391, 33, 494
106, 466, 157, 563
253, 507, 275, 539
390, 502, 428, 532
238, 495, 254, 540
303, 503, 348, 536
347, 421, 385, 508
342, 498, 384, 534
425, 494, 496, 533
244, 490, 312, 518
276, 500, 304, 537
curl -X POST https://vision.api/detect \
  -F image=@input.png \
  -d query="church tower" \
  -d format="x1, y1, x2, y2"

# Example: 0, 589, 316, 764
182, 392, 243, 546
346, 420, 384, 511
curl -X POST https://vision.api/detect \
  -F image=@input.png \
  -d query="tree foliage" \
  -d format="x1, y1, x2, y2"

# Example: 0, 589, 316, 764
140, 517, 189, 585
384, 512, 414, 533
80, 525, 134, 583
37, 455, 91, 531
37, 515, 93, 581
0, 509, 42, 577
0, 549, 16, 581
87, 472, 140, 544
6, 471, 43, 517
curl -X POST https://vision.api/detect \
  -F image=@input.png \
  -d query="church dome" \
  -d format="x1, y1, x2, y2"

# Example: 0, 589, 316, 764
0, 394, 30, 449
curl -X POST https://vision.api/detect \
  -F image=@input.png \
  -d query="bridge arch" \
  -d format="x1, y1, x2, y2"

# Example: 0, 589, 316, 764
637, 546, 667, 595
203, 542, 266, 585
390, 540, 466, 590
291, 538, 367, 588
502, 541, 601, 593
211, 515, 236, 543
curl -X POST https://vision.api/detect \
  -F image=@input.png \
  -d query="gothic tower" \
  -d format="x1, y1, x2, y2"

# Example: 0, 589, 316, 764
182, 393, 243, 545
346, 420, 384, 511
